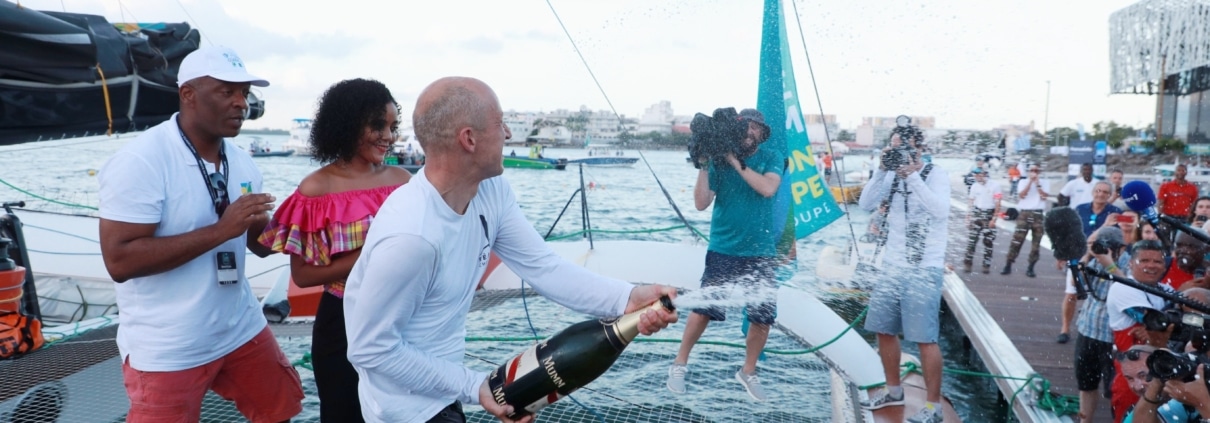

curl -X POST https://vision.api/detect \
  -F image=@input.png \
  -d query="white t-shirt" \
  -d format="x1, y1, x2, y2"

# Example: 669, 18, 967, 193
1106, 281, 1172, 331
858, 166, 951, 268
98, 114, 266, 371
343, 170, 634, 423
1016, 178, 1048, 210
1060, 177, 1097, 208
968, 180, 1002, 210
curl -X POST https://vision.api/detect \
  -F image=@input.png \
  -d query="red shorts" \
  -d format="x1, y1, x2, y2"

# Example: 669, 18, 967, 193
121, 326, 304, 423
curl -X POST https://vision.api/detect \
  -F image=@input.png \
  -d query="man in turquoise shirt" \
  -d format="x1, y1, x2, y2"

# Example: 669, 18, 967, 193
667, 108, 784, 402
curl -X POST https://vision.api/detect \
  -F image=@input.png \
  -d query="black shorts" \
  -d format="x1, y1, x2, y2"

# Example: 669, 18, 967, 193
691, 251, 778, 325
1074, 334, 1114, 392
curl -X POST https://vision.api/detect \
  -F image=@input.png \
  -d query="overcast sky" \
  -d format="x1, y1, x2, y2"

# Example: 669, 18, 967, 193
21, 0, 1156, 131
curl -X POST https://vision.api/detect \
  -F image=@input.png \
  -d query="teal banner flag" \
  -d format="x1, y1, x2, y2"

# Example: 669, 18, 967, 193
756, 0, 843, 246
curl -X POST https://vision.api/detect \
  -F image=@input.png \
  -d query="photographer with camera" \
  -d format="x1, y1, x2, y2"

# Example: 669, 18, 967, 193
670, 108, 784, 402
1002, 163, 1048, 277
857, 123, 951, 423
1074, 226, 1128, 422
1124, 288, 1210, 423
1108, 240, 1179, 421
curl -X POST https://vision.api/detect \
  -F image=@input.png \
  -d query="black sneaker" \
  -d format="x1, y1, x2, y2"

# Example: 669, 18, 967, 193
1000, 264, 1012, 275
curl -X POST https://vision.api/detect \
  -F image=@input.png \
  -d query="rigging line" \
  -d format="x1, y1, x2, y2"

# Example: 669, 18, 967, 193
543, 0, 703, 242
119, 0, 139, 24
117, 0, 126, 23
790, 0, 862, 261
174, 0, 211, 46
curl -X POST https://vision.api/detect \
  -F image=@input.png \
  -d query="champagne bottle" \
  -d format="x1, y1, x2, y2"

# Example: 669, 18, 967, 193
487, 296, 675, 418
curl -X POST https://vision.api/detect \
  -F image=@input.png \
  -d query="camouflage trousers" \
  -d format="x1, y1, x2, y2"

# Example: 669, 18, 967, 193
1006, 209, 1045, 266
964, 208, 997, 268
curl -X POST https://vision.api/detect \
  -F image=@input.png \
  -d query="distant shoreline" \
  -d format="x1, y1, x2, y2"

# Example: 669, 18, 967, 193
241, 129, 288, 135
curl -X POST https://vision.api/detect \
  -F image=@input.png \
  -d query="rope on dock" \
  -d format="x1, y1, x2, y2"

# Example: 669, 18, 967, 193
0, 177, 98, 210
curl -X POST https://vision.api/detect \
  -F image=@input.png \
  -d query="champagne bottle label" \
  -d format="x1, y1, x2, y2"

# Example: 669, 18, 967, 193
488, 339, 568, 416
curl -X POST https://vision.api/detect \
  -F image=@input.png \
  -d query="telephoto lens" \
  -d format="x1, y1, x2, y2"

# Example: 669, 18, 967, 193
1146, 349, 1210, 384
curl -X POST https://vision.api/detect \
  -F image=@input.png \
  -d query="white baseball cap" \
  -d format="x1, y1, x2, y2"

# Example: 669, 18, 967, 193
176, 46, 269, 87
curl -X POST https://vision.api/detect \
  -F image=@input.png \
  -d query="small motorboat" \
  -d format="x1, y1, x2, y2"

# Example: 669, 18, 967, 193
248, 139, 294, 158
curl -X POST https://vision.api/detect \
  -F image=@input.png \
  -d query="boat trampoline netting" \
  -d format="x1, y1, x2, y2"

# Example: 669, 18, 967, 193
3, 288, 842, 422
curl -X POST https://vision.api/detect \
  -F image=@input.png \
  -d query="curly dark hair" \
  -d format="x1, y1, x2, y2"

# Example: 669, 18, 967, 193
309, 78, 400, 164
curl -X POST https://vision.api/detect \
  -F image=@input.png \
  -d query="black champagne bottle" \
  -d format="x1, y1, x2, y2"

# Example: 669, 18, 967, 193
487, 296, 675, 418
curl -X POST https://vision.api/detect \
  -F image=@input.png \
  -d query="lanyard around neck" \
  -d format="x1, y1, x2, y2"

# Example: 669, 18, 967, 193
175, 117, 229, 214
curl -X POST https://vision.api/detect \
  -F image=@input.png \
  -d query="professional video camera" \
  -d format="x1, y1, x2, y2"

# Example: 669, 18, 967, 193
1144, 306, 1210, 354
881, 116, 921, 172
687, 107, 750, 170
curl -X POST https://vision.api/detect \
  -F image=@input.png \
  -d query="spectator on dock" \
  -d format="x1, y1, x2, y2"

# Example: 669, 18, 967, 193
1058, 163, 1096, 207
1002, 164, 1048, 277
1116, 345, 1158, 422
1109, 169, 1126, 209
1159, 164, 1199, 218
1165, 231, 1208, 291
1057, 181, 1122, 344
1188, 196, 1210, 226
1107, 241, 1176, 421
857, 126, 950, 423
1073, 226, 1126, 423
97, 46, 304, 422
1119, 210, 1142, 247
1006, 163, 1021, 196
963, 168, 1001, 274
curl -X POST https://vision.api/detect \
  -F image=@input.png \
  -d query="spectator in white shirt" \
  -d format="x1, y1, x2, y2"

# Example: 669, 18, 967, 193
963, 169, 1001, 273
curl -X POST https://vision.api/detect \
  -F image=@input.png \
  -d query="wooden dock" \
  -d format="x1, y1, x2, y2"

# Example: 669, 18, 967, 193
941, 180, 1109, 422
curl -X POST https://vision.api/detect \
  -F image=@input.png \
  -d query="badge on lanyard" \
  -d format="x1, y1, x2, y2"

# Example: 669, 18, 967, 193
217, 251, 238, 285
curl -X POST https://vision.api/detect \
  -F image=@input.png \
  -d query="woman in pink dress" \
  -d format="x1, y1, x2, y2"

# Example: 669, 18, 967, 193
259, 79, 411, 422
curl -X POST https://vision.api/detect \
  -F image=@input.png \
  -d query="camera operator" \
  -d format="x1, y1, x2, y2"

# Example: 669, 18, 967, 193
1126, 288, 1210, 423
1075, 226, 1128, 422
857, 126, 952, 423
1108, 240, 1179, 421
670, 108, 784, 401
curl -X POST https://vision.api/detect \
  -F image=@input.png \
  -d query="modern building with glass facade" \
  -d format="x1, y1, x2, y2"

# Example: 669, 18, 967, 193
1110, 0, 1210, 143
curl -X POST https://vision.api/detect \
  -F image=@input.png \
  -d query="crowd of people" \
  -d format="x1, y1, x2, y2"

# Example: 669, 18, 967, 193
956, 154, 1210, 422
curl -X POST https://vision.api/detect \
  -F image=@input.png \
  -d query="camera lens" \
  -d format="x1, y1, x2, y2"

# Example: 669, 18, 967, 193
1148, 349, 1199, 382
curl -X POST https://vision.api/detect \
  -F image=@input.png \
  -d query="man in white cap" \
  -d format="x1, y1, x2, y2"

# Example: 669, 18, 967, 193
98, 46, 303, 422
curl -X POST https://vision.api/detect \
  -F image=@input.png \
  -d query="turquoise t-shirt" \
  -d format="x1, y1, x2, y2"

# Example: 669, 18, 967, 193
707, 149, 785, 257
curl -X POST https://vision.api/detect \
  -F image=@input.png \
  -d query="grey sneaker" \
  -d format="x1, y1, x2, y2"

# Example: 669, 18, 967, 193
734, 370, 767, 402
906, 405, 943, 423
666, 364, 688, 394
860, 388, 905, 410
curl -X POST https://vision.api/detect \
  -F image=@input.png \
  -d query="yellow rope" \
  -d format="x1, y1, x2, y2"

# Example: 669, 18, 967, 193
96, 63, 113, 136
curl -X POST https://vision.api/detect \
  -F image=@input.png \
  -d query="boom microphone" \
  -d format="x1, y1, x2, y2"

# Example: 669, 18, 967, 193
1044, 207, 1090, 298
1044, 207, 1087, 261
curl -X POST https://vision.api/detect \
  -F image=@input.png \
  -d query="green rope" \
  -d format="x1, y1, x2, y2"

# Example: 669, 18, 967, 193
0, 177, 98, 210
